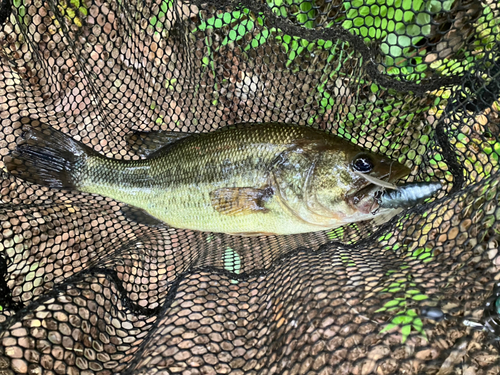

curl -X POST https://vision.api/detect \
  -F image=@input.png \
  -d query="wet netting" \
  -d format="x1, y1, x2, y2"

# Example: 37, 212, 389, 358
1, 0, 500, 373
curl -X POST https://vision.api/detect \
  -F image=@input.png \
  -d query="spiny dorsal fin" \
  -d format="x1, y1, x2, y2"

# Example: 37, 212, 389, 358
210, 187, 273, 216
127, 130, 194, 158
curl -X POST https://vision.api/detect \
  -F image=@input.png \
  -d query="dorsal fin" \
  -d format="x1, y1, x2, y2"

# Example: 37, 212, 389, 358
127, 130, 193, 158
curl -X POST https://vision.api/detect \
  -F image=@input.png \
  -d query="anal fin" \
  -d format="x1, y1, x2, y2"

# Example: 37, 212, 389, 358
121, 205, 166, 227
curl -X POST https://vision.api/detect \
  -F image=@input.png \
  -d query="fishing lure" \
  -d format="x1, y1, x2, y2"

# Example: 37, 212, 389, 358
420, 306, 447, 322
376, 181, 443, 209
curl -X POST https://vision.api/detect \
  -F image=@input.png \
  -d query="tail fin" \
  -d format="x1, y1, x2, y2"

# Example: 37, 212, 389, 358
5, 119, 96, 189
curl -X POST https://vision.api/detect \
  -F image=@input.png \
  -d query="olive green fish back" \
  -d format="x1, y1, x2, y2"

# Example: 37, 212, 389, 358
0, 0, 500, 373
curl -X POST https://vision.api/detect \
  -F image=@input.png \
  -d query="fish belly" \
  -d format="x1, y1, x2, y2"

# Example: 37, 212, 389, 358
146, 184, 332, 235
76, 124, 351, 235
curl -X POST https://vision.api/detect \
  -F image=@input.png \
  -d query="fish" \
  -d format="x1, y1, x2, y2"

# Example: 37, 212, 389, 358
5, 119, 413, 236
376, 182, 443, 209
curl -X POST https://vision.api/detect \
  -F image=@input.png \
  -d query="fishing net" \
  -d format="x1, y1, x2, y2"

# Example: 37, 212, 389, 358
1, 0, 500, 373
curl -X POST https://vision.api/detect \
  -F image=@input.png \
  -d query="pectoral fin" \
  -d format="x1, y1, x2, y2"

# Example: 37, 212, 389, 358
121, 205, 167, 227
372, 207, 403, 227
210, 187, 273, 216
127, 130, 194, 157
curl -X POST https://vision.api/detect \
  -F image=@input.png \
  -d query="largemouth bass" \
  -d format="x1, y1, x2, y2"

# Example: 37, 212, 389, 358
6, 120, 413, 235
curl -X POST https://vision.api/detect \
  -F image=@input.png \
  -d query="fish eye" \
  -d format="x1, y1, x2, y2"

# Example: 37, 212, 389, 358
352, 155, 374, 173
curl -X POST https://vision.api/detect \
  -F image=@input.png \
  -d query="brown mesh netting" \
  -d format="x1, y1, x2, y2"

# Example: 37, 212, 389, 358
1, 0, 500, 373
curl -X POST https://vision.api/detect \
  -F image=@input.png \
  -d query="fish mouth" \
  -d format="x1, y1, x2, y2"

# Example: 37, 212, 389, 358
346, 183, 383, 214
346, 166, 408, 213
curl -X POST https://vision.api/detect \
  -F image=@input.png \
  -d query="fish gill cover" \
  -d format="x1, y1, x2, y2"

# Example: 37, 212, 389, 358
0, 0, 499, 373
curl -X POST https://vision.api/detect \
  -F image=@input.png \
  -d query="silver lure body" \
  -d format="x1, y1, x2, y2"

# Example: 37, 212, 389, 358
378, 182, 442, 209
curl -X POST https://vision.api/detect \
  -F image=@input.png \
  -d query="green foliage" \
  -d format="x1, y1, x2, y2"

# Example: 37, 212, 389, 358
340, 252, 357, 266
378, 232, 393, 242
328, 225, 345, 240
267, 0, 316, 27
194, 8, 262, 104
375, 277, 428, 314
315, 40, 355, 114
341, 0, 453, 78
13, 0, 88, 28
194, 0, 321, 73
375, 271, 429, 343
327, 223, 359, 245
379, 309, 426, 343
430, 4, 500, 77
150, 0, 174, 31
409, 246, 434, 262
187, 0, 498, 132
296, 1, 316, 28
223, 247, 241, 273
13, 0, 27, 27
224, 247, 241, 284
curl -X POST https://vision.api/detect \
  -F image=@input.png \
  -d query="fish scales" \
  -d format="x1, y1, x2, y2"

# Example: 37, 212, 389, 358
6, 121, 414, 235
80, 125, 317, 234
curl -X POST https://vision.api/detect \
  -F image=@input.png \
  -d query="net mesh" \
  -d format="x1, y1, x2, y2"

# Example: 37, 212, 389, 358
1, 0, 500, 373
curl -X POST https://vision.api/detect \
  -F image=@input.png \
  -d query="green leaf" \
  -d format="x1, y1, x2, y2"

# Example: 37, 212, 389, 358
360, 6, 370, 16
413, 318, 424, 328
224, 247, 241, 274
412, 0, 424, 11
401, 324, 412, 343
228, 30, 237, 42
379, 323, 398, 334
394, 9, 403, 21
383, 299, 402, 308
398, 35, 412, 47
412, 294, 429, 301
405, 309, 418, 317
214, 18, 223, 28
416, 12, 430, 26
405, 289, 420, 295
392, 314, 413, 325
245, 29, 270, 51
224, 247, 241, 285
